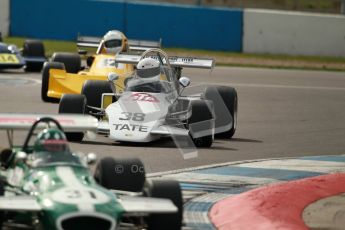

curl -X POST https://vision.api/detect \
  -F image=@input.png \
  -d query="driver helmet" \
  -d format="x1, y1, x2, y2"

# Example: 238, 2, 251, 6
102, 30, 126, 54
136, 58, 161, 81
34, 129, 69, 153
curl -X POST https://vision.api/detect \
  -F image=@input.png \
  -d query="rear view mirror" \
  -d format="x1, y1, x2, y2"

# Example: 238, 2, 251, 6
108, 72, 119, 82
179, 76, 191, 88
86, 153, 97, 165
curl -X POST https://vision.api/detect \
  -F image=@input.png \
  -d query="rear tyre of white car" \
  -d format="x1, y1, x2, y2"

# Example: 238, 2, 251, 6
23, 40, 45, 72
143, 180, 183, 230
58, 94, 86, 142
94, 157, 146, 192
41, 62, 64, 103
51, 52, 81, 73
81, 80, 113, 110
204, 86, 238, 138
187, 100, 214, 148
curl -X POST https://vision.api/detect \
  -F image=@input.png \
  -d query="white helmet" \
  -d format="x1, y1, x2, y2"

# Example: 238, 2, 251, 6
103, 30, 124, 54
136, 58, 161, 79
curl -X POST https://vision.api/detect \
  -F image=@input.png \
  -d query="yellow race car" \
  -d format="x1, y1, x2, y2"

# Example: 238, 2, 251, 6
41, 30, 161, 102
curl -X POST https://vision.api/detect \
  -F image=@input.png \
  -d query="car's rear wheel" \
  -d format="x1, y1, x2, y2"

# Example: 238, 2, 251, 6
23, 40, 45, 72
51, 52, 81, 73
204, 86, 238, 138
41, 62, 64, 103
94, 157, 145, 192
58, 94, 86, 142
81, 80, 113, 110
143, 180, 183, 230
187, 100, 214, 148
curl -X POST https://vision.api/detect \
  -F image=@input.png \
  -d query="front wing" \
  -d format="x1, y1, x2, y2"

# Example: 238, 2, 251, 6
98, 121, 189, 140
0, 53, 25, 69
0, 196, 41, 212
119, 196, 177, 215
48, 69, 127, 99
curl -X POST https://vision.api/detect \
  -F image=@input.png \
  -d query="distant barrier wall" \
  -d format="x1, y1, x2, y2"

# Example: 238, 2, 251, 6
10, 1, 345, 56
0, 0, 10, 36
10, 0, 243, 51
243, 9, 345, 57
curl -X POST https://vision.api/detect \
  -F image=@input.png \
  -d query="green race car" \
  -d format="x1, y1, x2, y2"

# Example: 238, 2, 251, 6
0, 114, 182, 230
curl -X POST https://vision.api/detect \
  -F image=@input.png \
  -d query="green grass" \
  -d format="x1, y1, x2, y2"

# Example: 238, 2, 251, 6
4, 36, 345, 71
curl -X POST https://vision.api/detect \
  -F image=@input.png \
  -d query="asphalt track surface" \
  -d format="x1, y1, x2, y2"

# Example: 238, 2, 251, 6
0, 67, 345, 173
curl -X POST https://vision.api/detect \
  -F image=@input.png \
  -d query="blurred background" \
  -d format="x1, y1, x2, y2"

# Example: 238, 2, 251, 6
1, 0, 344, 70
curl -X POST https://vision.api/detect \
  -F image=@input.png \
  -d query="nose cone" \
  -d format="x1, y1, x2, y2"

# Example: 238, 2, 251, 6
39, 188, 120, 230
107, 92, 168, 142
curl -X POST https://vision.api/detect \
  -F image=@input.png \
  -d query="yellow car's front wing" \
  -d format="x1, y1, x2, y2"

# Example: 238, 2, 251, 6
47, 69, 127, 99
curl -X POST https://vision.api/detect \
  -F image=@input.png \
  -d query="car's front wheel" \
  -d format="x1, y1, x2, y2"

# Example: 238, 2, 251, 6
51, 52, 81, 73
41, 62, 64, 103
143, 180, 183, 230
187, 100, 214, 148
204, 86, 238, 138
58, 94, 86, 142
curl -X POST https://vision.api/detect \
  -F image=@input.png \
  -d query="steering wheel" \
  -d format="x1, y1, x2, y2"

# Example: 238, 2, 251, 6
22, 117, 64, 153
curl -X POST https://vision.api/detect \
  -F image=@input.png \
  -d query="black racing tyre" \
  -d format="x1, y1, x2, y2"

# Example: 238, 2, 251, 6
58, 94, 86, 142
94, 157, 145, 192
22, 39, 45, 57
0, 181, 4, 228
81, 80, 113, 109
0, 148, 14, 169
23, 40, 45, 72
41, 62, 65, 103
187, 100, 214, 148
51, 52, 81, 73
143, 180, 183, 230
203, 86, 238, 138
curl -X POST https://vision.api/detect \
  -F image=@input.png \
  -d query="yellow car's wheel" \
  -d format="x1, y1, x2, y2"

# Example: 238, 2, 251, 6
51, 52, 81, 73
41, 62, 64, 103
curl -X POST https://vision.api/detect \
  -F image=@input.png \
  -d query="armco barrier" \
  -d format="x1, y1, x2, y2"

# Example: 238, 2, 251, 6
0, 0, 10, 36
243, 9, 345, 57
10, 0, 243, 51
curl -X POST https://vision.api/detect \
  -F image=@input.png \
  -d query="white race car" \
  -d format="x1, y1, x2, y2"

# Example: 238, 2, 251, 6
58, 49, 237, 148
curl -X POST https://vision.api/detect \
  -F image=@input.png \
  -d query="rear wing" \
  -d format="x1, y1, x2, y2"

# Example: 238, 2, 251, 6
115, 53, 215, 69
76, 35, 100, 48
77, 35, 162, 51
127, 39, 162, 51
0, 114, 98, 132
